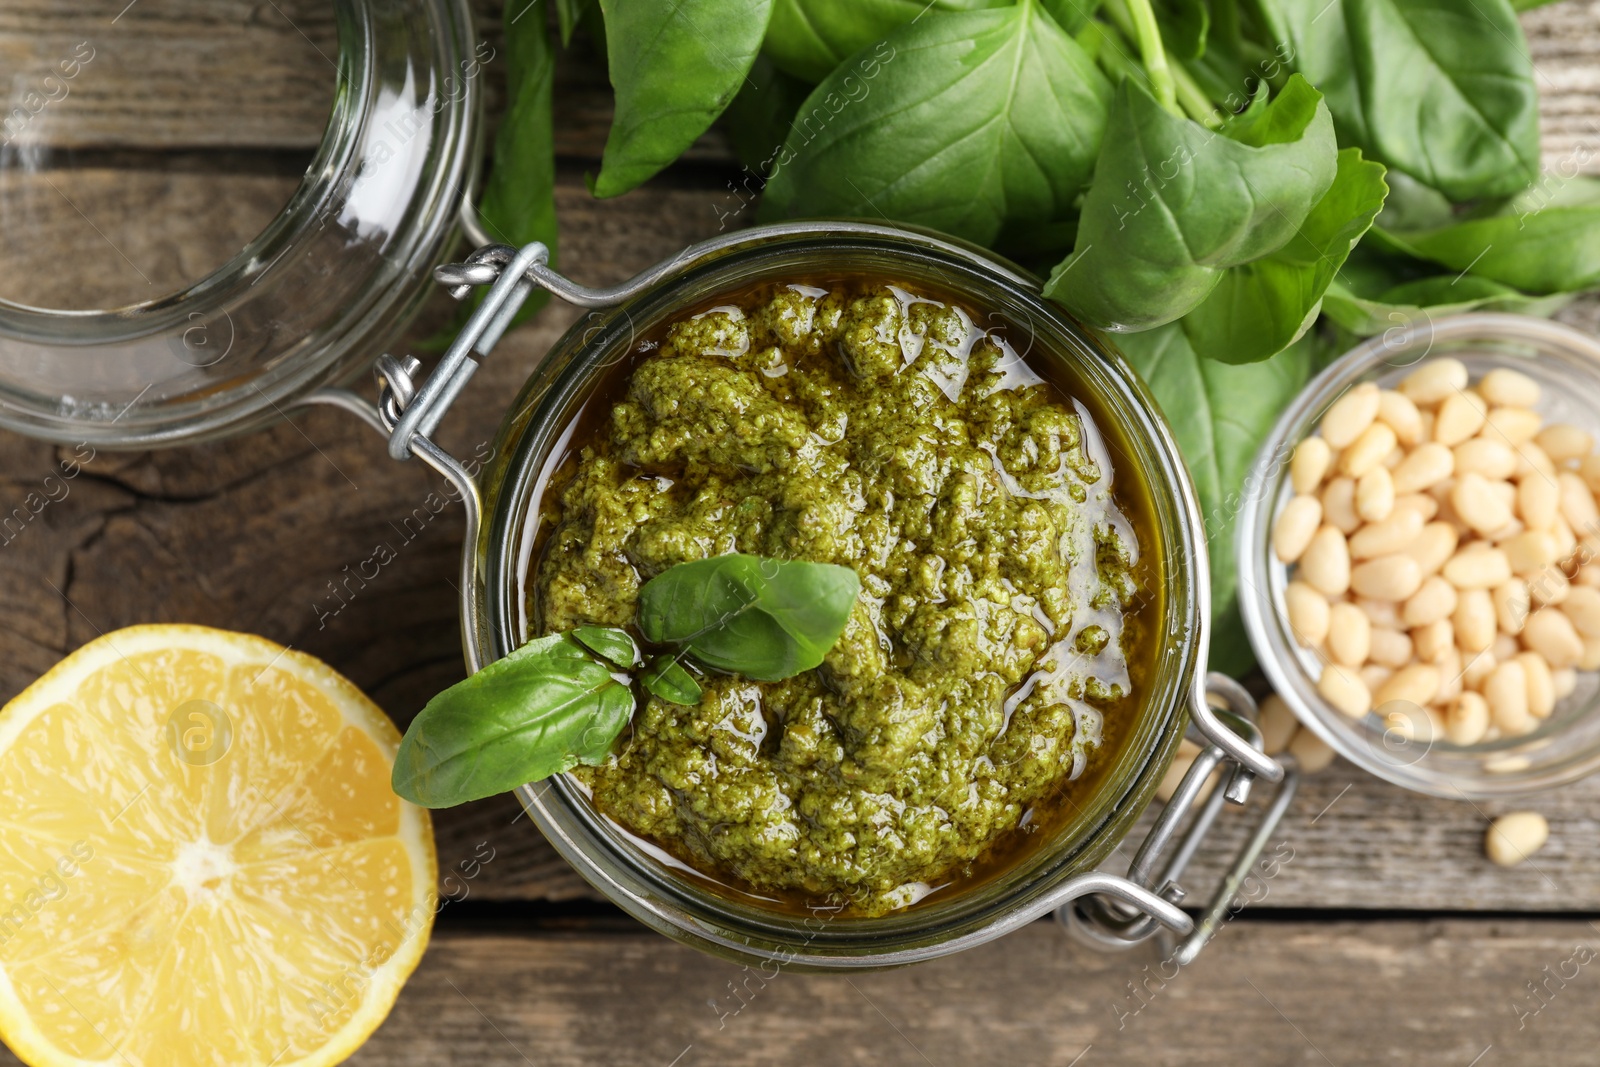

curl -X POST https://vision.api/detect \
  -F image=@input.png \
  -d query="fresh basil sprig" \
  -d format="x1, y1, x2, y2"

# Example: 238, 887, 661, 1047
391, 633, 634, 807
391, 554, 859, 808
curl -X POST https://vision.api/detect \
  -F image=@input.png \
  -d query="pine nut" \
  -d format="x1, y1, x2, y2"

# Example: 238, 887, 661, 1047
1485, 660, 1530, 734
1453, 588, 1496, 653
1537, 423, 1594, 464
1523, 609, 1584, 668
1357, 597, 1403, 630
1273, 494, 1323, 563
1360, 664, 1394, 692
1562, 585, 1600, 637
1446, 692, 1491, 745
1290, 437, 1332, 494
1462, 650, 1497, 689
1582, 637, 1600, 671
1581, 453, 1600, 494
1453, 438, 1517, 480
1393, 493, 1438, 522
1478, 369, 1540, 408
1528, 564, 1570, 607
1327, 603, 1371, 666
1552, 667, 1577, 700
1580, 564, 1600, 588
1349, 508, 1425, 560
1435, 648, 1463, 703
1399, 358, 1467, 405
1499, 530, 1557, 576
1380, 701, 1439, 743
1377, 390, 1423, 445
1485, 812, 1548, 868
1493, 631, 1520, 661
1559, 472, 1600, 532
1376, 663, 1440, 708
1351, 554, 1422, 600
1517, 473, 1559, 531
1288, 728, 1335, 773
1392, 443, 1454, 494
1368, 627, 1414, 668
1321, 477, 1362, 534
1434, 391, 1488, 446
1300, 525, 1352, 596
1412, 618, 1454, 662
1451, 472, 1514, 536
1355, 466, 1395, 523
1402, 575, 1458, 628
1551, 515, 1578, 558
1321, 383, 1381, 449
1515, 652, 1555, 719
1483, 406, 1542, 446
1494, 579, 1530, 636
1341, 422, 1398, 478
1284, 581, 1331, 646
1318, 663, 1371, 718
1258, 694, 1299, 756
1515, 442, 1556, 480
1404, 522, 1459, 577
1442, 546, 1512, 589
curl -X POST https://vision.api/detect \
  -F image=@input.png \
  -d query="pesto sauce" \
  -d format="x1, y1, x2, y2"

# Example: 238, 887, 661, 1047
533, 278, 1149, 916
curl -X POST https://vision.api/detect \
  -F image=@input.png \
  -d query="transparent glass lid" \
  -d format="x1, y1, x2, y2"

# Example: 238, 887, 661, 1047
0, 0, 480, 448
0, 2, 336, 312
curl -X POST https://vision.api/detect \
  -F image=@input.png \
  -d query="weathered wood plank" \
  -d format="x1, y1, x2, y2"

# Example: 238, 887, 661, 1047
348, 920, 1600, 1066
0, 0, 339, 150
5, 920, 1589, 1066
0, 167, 304, 309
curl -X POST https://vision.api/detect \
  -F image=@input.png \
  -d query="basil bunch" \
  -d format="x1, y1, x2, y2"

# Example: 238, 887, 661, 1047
391, 555, 859, 808
482, 0, 1593, 673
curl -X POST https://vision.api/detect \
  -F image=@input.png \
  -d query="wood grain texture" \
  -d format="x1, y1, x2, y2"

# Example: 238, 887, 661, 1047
3, 920, 1590, 1067
344, 921, 1600, 1066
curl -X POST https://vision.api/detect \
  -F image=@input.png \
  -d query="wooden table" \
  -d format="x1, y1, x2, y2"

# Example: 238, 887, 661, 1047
5, 3, 1600, 1063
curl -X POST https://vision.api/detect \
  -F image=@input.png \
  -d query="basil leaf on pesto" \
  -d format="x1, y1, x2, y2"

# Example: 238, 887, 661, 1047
572, 625, 641, 669
638, 554, 861, 682
391, 633, 634, 808
640, 656, 703, 706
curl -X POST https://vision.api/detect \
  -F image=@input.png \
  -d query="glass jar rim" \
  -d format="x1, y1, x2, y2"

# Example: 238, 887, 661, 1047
471, 221, 1208, 968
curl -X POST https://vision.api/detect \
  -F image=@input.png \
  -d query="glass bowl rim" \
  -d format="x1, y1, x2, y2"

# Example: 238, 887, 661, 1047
1237, 312, 1600, 799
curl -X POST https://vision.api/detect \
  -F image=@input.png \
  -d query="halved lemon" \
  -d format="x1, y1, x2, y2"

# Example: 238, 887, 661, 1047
0, 625, 435, 1067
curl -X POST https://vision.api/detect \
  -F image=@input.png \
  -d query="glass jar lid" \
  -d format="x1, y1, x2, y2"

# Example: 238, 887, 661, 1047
0, 0, 480, 447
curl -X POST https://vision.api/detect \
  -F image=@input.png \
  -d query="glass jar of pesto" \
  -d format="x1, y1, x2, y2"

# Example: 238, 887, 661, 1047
347, 221, 1296, 969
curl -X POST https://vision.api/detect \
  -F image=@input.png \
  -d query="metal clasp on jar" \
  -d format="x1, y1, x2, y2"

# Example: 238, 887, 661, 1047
1062, 674, 1300, 963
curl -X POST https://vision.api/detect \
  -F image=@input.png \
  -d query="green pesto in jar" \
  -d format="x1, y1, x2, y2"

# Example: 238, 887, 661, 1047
531, 277, 1153, 916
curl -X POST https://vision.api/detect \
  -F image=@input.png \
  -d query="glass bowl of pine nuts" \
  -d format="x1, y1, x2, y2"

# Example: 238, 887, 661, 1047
1238, 314, 1600, 798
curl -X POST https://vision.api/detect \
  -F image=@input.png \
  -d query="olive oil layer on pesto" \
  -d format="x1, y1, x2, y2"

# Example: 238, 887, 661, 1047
535, 280, 1144, 916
